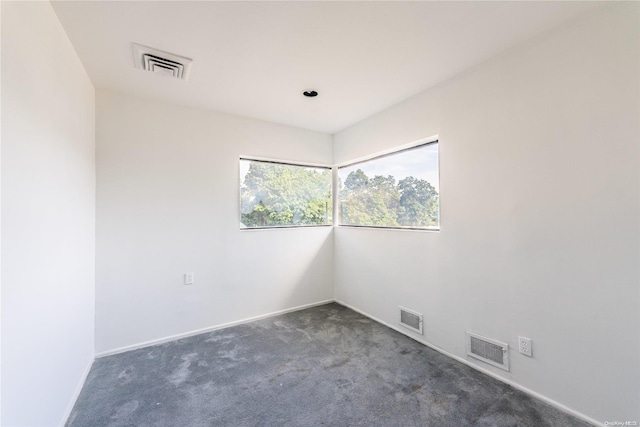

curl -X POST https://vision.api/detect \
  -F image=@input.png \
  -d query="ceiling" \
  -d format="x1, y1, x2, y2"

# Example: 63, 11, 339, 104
52, 1, 603, 134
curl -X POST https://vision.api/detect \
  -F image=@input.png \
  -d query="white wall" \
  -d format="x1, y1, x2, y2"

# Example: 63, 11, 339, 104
95, 90, 333, 354
1, 2, 96, 426
334, 3, 639, 424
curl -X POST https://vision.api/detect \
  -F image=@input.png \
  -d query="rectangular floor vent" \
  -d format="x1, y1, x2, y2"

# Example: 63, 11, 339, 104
466, 331, 509, 371
399, 306, 423, 334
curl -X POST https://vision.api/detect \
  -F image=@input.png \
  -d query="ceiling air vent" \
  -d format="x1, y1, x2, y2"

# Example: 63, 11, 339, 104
466, 331, 509, 371
132, 43, 193, 81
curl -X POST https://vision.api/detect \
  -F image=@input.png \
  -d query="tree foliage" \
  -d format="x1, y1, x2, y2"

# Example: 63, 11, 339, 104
340, 169, 439, 228
240, 161, 332, 227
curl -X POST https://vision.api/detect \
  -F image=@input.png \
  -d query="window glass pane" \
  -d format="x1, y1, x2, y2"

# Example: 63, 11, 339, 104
240, 159, 332, 228
338, 142, 439, 229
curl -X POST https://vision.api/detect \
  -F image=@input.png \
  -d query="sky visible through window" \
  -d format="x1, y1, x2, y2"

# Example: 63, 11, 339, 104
339, 143, 439, 192
239, 142, 439, 229
338, 142, 439, 229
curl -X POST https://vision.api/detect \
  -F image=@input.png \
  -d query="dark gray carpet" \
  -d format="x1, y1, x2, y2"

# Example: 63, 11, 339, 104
67, 303, 590, 427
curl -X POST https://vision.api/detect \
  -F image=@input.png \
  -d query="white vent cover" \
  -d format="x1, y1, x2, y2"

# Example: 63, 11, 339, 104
132, 43, 193, 81
466, 331, 509, 371
399, 306, 423, 334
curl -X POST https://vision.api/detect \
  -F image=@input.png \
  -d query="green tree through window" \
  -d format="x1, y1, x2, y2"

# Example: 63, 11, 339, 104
338, 141, 439, 229
240, 159, 332, 228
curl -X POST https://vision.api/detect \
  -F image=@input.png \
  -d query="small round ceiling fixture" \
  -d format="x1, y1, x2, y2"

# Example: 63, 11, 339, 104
303, 90, 318, 97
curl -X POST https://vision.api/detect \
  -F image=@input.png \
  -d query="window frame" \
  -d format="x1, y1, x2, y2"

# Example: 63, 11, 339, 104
239, 156, 334, 230
335, 137, 440, 232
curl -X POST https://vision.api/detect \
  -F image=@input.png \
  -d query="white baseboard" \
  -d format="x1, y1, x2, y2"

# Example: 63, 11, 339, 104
60, 354, 94, 427
95, 299, 335, 358
335, 299, 603, 427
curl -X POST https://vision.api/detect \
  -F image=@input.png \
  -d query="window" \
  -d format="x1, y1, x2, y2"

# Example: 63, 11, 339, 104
338, 141, 439, 230
240, 158, 332, 229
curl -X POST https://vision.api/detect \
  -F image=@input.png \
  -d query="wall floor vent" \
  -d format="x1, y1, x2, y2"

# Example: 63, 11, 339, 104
399, 306, 423, 334
132, 43, 193, 81
466, 331, 509, 371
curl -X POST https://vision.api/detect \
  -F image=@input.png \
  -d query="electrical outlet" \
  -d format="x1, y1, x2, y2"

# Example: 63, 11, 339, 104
184, 272, 194, 285
518, 336, 532, 357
